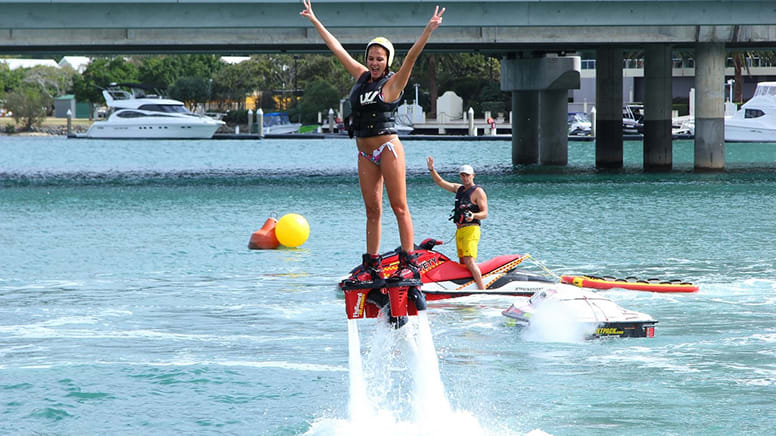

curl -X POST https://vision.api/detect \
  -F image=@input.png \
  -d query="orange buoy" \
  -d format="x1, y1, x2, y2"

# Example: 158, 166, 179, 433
248, 217, 280, 249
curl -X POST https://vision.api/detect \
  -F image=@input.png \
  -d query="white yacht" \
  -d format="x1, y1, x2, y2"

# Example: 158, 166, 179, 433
85, 84, 224, 139
725, 82, 776, 142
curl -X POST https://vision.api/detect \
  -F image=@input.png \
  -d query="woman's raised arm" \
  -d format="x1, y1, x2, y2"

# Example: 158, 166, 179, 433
300, 0, 366, 79
382, 6, 445, 101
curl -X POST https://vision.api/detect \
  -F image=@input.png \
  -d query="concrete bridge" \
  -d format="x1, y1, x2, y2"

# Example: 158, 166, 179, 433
3, 0, 776, 171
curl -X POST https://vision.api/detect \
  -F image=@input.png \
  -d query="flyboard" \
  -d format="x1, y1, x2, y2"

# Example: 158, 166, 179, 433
341, 252, 427, 327
342, 277, 426, 327
561, 275, 699, 293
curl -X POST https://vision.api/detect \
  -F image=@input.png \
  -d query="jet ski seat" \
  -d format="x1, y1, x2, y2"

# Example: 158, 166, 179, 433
424, 254, 525, 282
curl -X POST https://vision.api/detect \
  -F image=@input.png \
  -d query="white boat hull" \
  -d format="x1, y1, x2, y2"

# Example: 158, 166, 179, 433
395, 124, 414, 135
421, 274, 559, 298
724, 121, 776, 142
86, 120, 222, 139
265, 123, 302, 135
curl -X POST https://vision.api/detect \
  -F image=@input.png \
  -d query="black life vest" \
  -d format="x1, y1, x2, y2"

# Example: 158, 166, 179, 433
347, 71, 402, 138
451, 184, 483, 226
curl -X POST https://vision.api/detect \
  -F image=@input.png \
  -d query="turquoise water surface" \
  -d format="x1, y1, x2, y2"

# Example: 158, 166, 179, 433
1, 136, 775, 435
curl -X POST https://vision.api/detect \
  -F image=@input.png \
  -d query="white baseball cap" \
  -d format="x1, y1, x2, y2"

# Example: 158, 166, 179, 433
459, 164, 474, 175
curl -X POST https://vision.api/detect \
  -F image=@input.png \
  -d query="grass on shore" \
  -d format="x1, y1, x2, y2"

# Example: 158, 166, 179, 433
1, 117, 93, 130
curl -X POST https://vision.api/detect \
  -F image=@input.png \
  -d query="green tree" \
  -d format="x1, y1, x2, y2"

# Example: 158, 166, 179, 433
295, 54, 353, 97
168, 76, 210, 105
6, 84, 53, 130
261, 54, 352, 115
731, 50, 776, 103
0, 64, 25, 100
402, 53, 502, 116
293, 79, 340, 124
22, 65, 76, 100
211, 59, 271, 108
253, 55, 292, 90
137, 54, 224, 89
435, 54, 504, 115
73, 57, 139, 105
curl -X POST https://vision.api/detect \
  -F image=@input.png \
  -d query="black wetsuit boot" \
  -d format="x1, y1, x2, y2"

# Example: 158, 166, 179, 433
341, 253, 384, 289
386, 250, 422, 287
384, 250, 423, 328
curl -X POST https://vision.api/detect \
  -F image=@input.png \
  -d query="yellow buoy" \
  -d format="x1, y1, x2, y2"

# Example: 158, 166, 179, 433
275, 213, 310, 248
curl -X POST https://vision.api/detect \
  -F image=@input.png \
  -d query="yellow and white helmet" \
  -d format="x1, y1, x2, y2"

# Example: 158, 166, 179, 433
365, 37, 395, 67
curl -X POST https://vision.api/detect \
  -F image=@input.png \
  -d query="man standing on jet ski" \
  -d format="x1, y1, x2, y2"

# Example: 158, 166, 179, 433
426, 156, 488, 290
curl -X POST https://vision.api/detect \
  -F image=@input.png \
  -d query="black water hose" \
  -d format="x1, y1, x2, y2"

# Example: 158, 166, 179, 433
408, 286, 427, 311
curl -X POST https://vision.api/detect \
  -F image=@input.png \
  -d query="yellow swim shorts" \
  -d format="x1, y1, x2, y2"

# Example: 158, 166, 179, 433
455, 225, 481, 259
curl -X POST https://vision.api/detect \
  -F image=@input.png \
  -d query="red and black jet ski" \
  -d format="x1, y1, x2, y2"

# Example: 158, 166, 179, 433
340, 238, 557, 324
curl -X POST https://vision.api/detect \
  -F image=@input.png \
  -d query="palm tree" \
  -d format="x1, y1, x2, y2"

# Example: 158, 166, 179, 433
731, 50, 776, 103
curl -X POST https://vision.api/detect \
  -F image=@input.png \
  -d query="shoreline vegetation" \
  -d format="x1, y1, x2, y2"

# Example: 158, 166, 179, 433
2, 52, 509, 139
1, 117, 92, 136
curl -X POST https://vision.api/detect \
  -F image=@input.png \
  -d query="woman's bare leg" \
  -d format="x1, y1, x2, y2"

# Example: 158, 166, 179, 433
358, 155, 384, 254
381, 140, 414, 252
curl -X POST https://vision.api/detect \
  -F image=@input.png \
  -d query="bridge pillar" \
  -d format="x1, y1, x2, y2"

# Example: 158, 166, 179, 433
539, 90, 569, 165
644, 44, 674, 171
694, 43, 726, 171
501, 54, 580, 166
512, 91, 539, 165
595, 47, 624, 168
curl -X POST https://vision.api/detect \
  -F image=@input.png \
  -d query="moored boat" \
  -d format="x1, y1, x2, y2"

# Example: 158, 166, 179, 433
263, 112, 302, 134
85, 83, 224, 139
725, 81, 776, 142
568, 112, 592, 136
623, 103, 645, 134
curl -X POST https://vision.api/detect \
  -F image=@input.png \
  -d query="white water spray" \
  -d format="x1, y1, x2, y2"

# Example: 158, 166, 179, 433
307, 311, 496, 436
407, 311, 452, 425
305, 310, 545, 436
521, 299, 595, 343
347, 319, 370, 420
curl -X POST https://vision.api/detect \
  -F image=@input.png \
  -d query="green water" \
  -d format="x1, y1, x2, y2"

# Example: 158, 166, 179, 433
1, 136, 775, 435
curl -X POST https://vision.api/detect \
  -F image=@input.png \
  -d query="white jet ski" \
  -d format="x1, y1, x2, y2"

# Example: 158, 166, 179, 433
502, 285, 657, 338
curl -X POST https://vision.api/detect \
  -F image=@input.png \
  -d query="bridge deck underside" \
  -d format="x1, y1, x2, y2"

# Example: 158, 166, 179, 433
2, 0, 776, 53
3, 26, 776, 54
